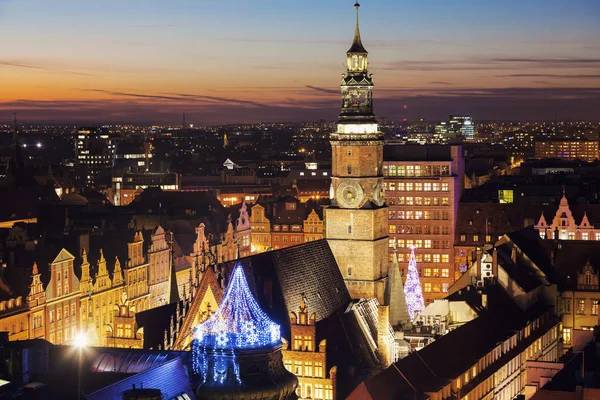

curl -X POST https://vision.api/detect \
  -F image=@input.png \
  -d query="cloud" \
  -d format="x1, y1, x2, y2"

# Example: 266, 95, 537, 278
498, 73, 600, 79
305, 85, 338, 94
0, 60, 93, 76
429, 81, 452, 85
383, 56, 600, 72
2, 86, 599, 124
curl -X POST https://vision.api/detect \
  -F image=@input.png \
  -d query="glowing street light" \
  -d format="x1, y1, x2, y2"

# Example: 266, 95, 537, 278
73, 332, 88, 348
73, 332, 88, 399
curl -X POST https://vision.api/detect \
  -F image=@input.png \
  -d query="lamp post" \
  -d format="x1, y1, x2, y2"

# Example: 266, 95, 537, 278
73, 332, 87, 400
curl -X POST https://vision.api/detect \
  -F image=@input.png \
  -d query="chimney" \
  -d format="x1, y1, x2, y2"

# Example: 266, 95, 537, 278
511, 247, 517, 263
481, 293, 488, 309
376, 305, 391, 367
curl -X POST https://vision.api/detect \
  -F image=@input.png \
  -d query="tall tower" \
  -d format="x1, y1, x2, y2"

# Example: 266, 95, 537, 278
325, 2, 388, 303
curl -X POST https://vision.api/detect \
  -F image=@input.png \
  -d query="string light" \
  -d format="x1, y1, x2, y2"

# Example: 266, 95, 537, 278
405, 247, 425, 321
192, 263, 281, 383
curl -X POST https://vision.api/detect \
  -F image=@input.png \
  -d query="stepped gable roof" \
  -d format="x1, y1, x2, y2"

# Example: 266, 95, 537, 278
538, 203, 600, 228
5, 242, 75, 293
354, 284, 556, 399
85, 357, 195, 400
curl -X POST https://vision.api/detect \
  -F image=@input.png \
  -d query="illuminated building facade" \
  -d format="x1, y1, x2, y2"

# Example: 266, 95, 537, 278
384, 145, 464, 304
448, 115, 475, 141
0, 229, 174, 348
45, 249, 81, 345
249, 198, 325, 253
535, 140, 599, 162
249, 204, 272, 253
147, 227, 172, 308
75, 126, 116, 186
535, 190, 600, 241
325, 2, 389, 303
282, 298, 335, 400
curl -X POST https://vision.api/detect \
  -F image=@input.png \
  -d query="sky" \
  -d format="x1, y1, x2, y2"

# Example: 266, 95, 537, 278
1, 0, 599, 124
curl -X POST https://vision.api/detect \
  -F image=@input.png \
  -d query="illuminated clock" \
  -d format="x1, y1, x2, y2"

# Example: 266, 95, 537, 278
336, 180, 364, 209
372, 180, 385, 206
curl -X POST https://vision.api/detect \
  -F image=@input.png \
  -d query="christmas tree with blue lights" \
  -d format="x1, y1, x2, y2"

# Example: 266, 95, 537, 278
404, 247, 425, 321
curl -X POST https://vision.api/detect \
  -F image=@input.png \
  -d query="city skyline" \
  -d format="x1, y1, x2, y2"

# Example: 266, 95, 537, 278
1, 0, 599, 124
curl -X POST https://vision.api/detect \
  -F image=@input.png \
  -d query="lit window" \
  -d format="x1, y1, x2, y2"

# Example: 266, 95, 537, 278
563, 328, 571, 344
424, 268, 432, 277
424, 283, 432, 292
577, 299, 586, 315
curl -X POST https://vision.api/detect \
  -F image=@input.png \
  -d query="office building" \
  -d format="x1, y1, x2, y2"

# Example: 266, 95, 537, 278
449, 115, 475, 141
384, 145, 464, 304
75, 127, 116, 186
534, 140, 599, 162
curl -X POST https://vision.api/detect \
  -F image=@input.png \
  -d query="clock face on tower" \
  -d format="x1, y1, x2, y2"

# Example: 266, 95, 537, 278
372, 180, 385, 207
336, 180, 364, 208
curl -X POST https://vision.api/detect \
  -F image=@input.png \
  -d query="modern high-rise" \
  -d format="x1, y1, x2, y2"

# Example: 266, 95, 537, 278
75, 126, 116, 186
448, 115, 475, 141
384, 145, 464, 304
325, 2, 388, 304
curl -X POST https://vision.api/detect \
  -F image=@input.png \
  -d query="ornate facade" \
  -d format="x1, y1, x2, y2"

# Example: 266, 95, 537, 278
325, 2, 388, 303
282, 298, 335, 400
535, 190, 600, 240
0, 228, 176, 348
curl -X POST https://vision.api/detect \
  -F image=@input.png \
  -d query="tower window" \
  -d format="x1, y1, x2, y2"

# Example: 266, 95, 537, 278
348, 266, 352, 276
348, 225, 352, 234
348, 165, 352, 175
348, 149, 352, 156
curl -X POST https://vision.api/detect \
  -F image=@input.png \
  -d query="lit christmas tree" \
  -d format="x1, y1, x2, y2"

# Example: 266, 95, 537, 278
404, 246, 425, 321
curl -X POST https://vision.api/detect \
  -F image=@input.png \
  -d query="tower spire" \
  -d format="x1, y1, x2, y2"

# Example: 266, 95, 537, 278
348, 2, 367, 54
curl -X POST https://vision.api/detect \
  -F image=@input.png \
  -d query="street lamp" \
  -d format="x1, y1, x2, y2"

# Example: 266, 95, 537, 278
73, 332, 87, 400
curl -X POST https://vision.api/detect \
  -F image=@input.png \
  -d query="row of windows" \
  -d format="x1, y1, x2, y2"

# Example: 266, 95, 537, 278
273, 225, 303, 232
284, 360, 325, 379
385, 182, 450, 192
423, 282, 449, 293
390, 224, 450, 235
389, 211, 450, 220
561, 298, 599, 315
460, 234, 497, 243
392, 237, 451, 249
390, 225, 450, 235
540, 231, 600, 241
273, 236, 303, 243
49, 304, 77, 323
423, 268, 450, 278
387, 196, 450, 206
389, 238, 451, 251
384, 164, 450, 177
296, 383, 333, 400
